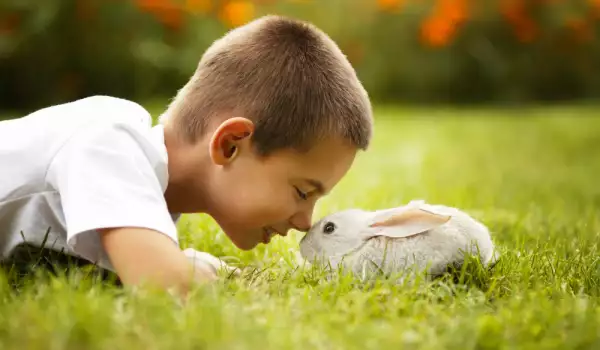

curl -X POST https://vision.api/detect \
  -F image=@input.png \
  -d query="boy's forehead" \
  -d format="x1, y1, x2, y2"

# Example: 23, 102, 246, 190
275, 144, 355, 169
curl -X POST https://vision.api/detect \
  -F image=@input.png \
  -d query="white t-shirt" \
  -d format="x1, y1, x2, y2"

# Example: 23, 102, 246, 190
0, 95, 180, 271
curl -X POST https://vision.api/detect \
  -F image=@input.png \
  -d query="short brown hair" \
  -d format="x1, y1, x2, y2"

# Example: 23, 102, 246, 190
164, 15, 373, 156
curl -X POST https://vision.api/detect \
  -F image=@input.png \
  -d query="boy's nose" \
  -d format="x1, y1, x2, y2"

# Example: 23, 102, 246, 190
289, 211, 312, 233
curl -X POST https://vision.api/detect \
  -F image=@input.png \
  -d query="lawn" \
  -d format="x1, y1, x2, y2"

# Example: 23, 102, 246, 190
1, 105, 600, 349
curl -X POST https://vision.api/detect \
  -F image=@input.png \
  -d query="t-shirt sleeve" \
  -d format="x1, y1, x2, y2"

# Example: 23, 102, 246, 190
45, 120, 179, 266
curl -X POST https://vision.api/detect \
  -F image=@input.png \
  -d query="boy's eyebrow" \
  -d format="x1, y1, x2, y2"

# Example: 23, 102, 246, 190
305, 178, 325, 194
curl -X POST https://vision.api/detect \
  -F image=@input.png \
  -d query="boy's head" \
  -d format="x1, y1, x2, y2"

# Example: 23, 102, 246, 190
162, 15, 373, 250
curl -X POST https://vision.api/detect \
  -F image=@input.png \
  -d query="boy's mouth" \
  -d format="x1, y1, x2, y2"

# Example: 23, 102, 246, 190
262, 226, 282, 244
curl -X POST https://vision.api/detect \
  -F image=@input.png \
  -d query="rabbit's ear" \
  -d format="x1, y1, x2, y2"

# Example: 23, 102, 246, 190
367, 208, 450, 238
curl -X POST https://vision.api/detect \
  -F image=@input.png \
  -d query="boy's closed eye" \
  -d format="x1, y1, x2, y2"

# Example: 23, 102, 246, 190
294, 179, 326, 201
295, 186, 308, 200
304, 178, 325, 196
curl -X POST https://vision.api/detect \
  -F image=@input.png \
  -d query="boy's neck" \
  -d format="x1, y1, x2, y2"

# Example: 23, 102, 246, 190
162, 123, 212, 214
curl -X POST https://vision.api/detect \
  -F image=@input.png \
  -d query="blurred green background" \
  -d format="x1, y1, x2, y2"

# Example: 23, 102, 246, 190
1, 0, 600, 114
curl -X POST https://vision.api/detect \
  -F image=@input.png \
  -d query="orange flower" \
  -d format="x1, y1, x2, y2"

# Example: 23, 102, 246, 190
565, 17, 593, 43
500, 0, 524, 22
186, 0, 211, 15
499, 0, 538, 42
136, 0, 185, 31
589, 0, 600, 19
220, 1, 255, 28
420, 0, 468, 47
515, 21, 538, 43
435, 0, 468, 23
420, 15, 455, 47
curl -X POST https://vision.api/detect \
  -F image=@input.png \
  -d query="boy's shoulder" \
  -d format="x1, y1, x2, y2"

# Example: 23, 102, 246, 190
77, 95, 151, 119
40, 95, 163, 163
44, 95, 168, 183
2, 95, 169, 196
46, 95, 154, 127
3, 94, 163, 176
7, 95, 156, 142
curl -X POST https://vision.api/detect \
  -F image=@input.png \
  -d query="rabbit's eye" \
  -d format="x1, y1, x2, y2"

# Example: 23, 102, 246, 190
323, 222, 336, 234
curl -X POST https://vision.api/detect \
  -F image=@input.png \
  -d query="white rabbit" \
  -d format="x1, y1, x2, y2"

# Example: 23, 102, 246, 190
299, 200, 498, 282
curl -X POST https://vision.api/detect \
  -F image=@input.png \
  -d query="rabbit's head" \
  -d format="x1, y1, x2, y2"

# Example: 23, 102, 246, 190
299, 200, 452, 268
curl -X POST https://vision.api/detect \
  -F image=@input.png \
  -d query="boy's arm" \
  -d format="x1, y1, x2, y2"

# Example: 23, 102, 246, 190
45, 113, 217, 295
98, 227, 217, 294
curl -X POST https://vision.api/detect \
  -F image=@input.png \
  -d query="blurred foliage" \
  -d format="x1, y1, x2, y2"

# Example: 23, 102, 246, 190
1, 0, 600, 112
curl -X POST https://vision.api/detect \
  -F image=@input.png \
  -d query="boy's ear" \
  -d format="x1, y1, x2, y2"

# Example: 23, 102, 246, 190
209, 117, 254, 165
365, 208, 451, 239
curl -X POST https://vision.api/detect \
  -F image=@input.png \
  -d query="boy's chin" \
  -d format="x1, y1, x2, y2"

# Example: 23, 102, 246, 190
223, 229, 261, 251
231, 240, 258, 251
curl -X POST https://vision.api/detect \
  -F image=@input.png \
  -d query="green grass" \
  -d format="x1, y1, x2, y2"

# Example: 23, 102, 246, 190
2, 105, 600, 349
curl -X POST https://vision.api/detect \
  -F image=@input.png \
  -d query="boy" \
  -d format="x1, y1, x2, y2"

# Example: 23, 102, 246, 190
0, 15, 373, 296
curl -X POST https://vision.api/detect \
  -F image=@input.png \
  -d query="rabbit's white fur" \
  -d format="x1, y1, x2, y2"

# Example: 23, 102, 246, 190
299, 200, 497, 281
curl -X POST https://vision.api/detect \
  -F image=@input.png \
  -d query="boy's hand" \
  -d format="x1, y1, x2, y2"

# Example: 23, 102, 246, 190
99, 227, 218, 295
182, 248, 241, 277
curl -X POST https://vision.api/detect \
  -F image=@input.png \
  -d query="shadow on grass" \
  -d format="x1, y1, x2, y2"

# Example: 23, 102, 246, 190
0, 229, 122, 291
